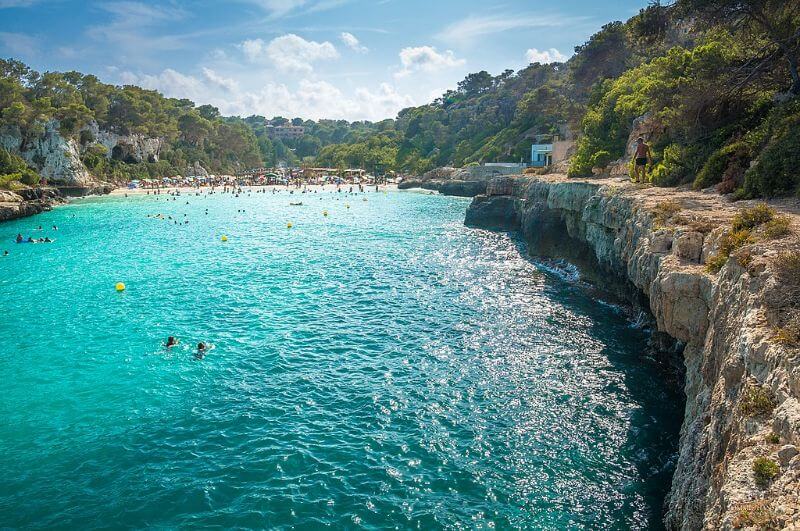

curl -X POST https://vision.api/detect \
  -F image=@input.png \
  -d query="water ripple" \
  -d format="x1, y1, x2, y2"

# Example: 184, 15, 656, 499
0, 189, 682, 529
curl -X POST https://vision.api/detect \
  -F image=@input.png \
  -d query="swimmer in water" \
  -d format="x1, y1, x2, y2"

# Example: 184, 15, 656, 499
166, 336, 179, 348
16, 233, 23, 243
3, 250, 8, 256
195, 342, 207, 359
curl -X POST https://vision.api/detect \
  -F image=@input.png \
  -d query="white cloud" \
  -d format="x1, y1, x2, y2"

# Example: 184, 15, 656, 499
118, 69, 205, 100
395, 45, 465, 77
525, 47, 567, 64
437, 13, 579, 46
114, 68, 413, 121
201, 67, 239, 92
354, 83, 415, 118
239, 39, 267, 62
239, 34, 338, 72
340, 32, 367, 53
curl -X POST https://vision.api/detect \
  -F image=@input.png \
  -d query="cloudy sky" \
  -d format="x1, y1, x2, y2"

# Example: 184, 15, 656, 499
1, 0, 649, 121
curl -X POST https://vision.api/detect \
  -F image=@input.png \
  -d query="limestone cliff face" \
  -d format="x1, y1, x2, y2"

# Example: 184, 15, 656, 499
88, 121, 163, 165
1, 120, 164, 190
466, 176, 800, 529
0, 121, 93, 186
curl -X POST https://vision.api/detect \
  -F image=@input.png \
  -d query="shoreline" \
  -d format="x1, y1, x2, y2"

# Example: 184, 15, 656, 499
1, 183, 404, 222
108, 183, 400, 196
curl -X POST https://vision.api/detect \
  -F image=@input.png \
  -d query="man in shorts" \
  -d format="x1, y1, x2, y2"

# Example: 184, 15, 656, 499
633, 137, 652, 183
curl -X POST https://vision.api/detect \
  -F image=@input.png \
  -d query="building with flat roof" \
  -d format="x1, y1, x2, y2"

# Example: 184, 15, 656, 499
531, 144, 553, 167
267, 125, 305, 140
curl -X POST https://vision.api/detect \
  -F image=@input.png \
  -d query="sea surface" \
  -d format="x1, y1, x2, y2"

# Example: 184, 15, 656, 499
0, 188, 683, 529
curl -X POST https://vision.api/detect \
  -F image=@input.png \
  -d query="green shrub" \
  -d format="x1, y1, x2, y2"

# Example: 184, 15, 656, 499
742, 104, 800, 198
694, 141, 751, 190
650, 144, 684, 186
0, 147, 27, 175
765, 433, 780, 444
706, 229, 753, 273
753, 457, 779, 487
775, 310, 800, 348
732, 203, 775, 231
0, 148, 39, 188
0, 172, 22, 189
19, 168, 40, 186
590, 150, 612, 169
740, 385, 776, 416
758, 215, 792, 239
568, 152, 595, 178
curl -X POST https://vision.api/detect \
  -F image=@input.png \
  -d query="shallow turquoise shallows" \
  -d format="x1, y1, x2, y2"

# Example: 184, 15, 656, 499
0, 189, 682, 529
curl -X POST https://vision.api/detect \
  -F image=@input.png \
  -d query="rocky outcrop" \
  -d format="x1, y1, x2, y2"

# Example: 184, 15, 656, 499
0, 188, 64, 222
185, 161, 209, 178
88, 122, 163, 164
465, 176, 800, 529
399, 166, 525, 197
1, 121, 94, 186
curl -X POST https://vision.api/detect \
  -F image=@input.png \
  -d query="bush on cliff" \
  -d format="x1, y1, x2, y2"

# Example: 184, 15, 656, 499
0, 147, 39, 189
739, 102, 800, 198
693, 141, 751, 191
753, 457, 779, 487
740, 384, 776, 416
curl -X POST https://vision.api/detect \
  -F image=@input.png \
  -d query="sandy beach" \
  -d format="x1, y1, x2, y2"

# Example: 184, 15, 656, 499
109, 183, 400, 196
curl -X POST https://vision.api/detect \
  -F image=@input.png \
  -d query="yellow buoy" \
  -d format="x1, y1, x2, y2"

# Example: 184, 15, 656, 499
323, 210, 328, 217
115, 282, 126, 292
287, 222, 293, 229
221, 235, 228, 242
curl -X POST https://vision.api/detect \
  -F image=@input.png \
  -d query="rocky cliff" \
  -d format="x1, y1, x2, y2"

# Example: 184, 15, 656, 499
0, 119, 166, 220
399, 166, 526, 196
465, 175, 800, 529
1, 119, 164, 191
0, 188, 64, 222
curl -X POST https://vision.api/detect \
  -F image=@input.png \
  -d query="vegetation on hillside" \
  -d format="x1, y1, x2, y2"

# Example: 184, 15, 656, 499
0, 0, 798, 198
319, 0, 799, 198
0, 59, 267, 185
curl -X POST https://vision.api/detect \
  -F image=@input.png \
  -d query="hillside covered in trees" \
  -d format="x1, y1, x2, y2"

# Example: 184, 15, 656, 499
319, 0, 800, 198
1, 0, 798, 199
0, 60, 387, 188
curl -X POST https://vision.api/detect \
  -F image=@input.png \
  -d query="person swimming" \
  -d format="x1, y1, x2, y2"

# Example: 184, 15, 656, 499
15, 233, 23, 243
166, 336, 179, 348
195, 342, 207, 359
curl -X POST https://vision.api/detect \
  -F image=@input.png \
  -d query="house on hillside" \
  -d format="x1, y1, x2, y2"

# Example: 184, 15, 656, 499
531, 143, 553, 167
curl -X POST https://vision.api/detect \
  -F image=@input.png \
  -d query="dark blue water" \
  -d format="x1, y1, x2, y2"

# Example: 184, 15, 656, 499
0, 188, 682, 529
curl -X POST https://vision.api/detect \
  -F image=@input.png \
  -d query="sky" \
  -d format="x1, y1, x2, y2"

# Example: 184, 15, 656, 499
0, 0, 650, 121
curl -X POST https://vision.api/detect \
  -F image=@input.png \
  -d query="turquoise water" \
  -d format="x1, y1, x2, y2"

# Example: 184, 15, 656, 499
0, 189, 682, 529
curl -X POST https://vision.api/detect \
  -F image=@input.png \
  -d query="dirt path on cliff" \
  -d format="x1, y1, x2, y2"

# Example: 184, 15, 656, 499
538, 173, 800, 233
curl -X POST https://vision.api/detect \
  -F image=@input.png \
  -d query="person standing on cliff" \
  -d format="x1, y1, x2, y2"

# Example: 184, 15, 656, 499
633, 137, 652, 184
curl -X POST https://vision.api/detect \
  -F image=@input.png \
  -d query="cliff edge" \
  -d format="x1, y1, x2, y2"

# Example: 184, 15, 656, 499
465, 174, 800, 529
